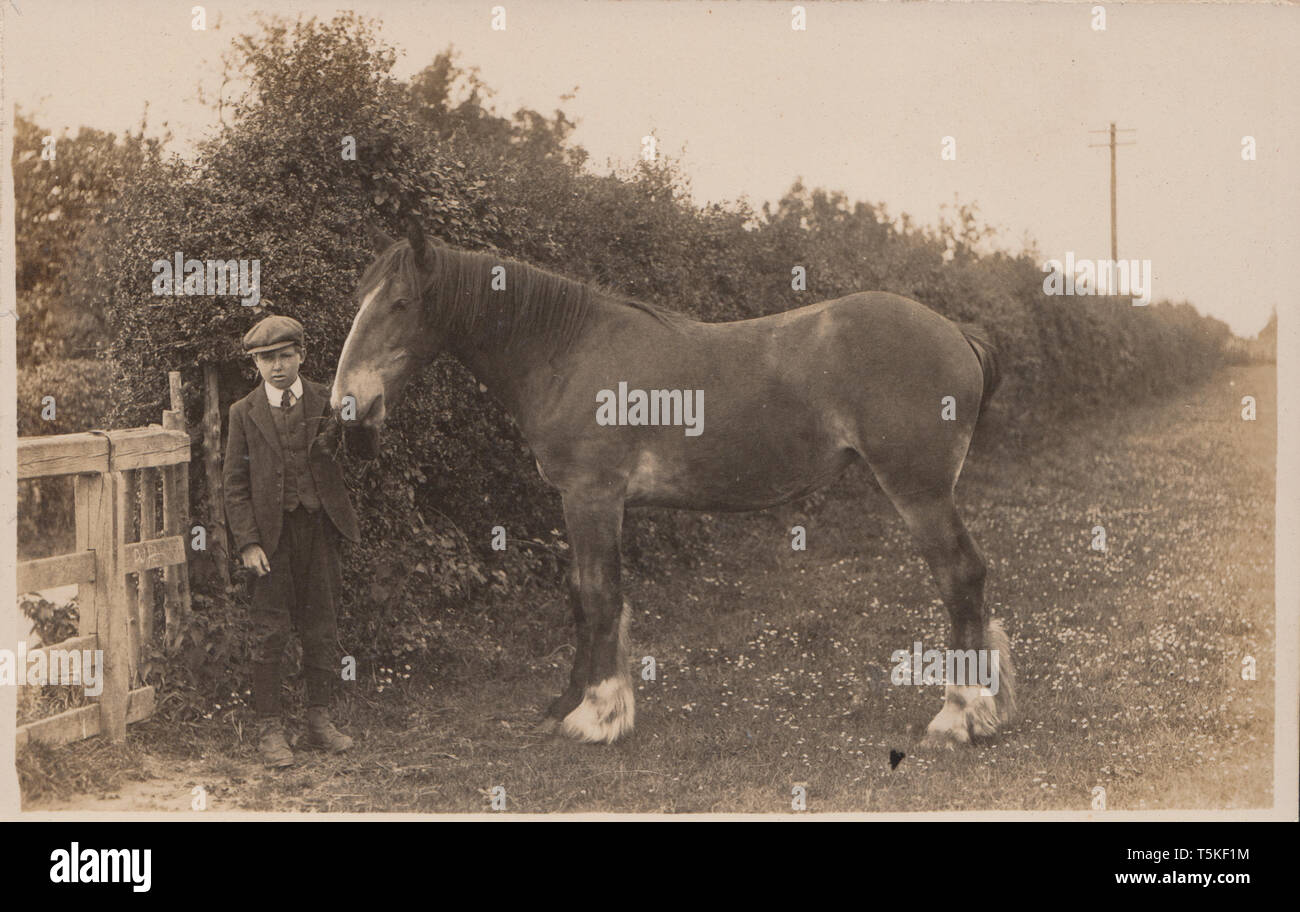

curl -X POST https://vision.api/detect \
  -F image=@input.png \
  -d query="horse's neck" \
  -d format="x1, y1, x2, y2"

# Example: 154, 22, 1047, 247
445, 335, 545, 418
440, 287, 651, 425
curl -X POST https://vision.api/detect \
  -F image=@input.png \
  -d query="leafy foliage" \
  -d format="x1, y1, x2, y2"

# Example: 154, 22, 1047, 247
12, 111, 165, 363
20, 593, 80, 648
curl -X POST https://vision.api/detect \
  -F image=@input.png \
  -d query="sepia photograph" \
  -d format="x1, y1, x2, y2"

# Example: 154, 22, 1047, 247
0, 0, 1295, 839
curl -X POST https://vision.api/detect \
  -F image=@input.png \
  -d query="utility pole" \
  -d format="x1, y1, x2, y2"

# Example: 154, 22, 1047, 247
1089, 123, 1137, 290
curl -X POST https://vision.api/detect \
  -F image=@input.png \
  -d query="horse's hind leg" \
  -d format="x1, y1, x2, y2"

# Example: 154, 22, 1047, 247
884, 486, 1015, 746
551, 492, 634, 743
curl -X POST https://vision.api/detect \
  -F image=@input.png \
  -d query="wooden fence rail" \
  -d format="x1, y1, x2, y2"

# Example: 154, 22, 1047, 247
15, 380, 191, 747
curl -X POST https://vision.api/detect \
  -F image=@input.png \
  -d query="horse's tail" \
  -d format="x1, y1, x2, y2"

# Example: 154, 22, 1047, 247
959, 322, 1002, 419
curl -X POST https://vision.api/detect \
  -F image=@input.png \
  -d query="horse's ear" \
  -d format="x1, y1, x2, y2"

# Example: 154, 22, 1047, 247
406, 217, 431, 272
365, 223, 396, 254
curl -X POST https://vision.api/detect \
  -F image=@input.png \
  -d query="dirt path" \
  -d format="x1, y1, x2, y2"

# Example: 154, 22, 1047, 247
21, 364, 1277, 813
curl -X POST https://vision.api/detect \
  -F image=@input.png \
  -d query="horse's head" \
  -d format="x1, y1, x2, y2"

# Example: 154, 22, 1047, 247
331, 220, 442, 448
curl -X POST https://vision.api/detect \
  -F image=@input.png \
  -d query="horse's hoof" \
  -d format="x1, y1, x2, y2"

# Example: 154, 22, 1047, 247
919, 729, 964, 750
922, 684, 999, 747
559, 676, 635, 744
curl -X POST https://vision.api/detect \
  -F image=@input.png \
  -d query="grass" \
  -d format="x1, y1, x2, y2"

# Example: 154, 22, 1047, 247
18, 364, 1276, 813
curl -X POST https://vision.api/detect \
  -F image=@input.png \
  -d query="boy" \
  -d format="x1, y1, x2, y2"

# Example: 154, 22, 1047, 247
223, 315, 361, 767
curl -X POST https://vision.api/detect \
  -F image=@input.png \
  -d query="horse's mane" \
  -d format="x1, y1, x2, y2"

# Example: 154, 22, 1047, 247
360, 240, 689, 355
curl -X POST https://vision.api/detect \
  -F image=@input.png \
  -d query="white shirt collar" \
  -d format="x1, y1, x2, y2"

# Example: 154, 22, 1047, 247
265, 376, 304, 408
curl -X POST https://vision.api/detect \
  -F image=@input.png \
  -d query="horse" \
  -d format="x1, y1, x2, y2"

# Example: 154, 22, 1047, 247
331, 221, 1015, 748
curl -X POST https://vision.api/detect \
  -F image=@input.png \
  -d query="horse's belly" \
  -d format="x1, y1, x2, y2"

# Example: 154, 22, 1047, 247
625, 437, 857, 511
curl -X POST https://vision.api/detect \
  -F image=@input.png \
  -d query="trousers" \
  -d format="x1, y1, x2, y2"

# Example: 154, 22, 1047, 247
250, 505, 343, 713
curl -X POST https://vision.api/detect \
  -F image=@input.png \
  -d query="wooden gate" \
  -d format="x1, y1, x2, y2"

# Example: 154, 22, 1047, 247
15, 411, 192, 747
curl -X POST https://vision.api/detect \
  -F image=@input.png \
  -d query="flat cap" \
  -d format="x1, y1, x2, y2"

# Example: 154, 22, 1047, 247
243, 315, 304, 354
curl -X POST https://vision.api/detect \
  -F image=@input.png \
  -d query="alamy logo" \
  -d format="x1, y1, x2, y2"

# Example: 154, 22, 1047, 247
49, 843, 151, 892
596, 382, 704, 436
0, 642, 103, 696
1042, 252, 1152, 305
890, 641, 1000, 695
152, 251, 261, 306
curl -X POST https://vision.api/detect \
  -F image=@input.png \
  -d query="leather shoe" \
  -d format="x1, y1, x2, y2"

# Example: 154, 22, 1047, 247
304, 706, 353, 753
257, 717, 295, 768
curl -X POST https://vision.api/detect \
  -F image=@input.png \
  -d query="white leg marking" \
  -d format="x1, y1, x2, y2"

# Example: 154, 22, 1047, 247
922, 619, 1016, 747
924, 686, 976, 747
923, 683, 996, 746
560, 676, 635, 744
986, 618, 1016, 726
560, 601, 634, 744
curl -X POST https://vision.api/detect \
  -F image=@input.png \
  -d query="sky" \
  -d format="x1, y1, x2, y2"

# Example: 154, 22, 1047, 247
5, 0, 1298, 336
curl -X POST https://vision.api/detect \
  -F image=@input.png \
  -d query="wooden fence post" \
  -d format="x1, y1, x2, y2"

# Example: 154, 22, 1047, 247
74, 475, 100, 640
202, 364, 232, 589
167, 372, 183, 426
137, 467, 158, 656
97, 470, 129, 741
176, 459, 192, 616
122, 469, 140, 687
161, 371, 189, 649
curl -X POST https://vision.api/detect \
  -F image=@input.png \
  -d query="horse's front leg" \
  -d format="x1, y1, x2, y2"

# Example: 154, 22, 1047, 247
537, 564, 590, 731
551, 491, 634, 744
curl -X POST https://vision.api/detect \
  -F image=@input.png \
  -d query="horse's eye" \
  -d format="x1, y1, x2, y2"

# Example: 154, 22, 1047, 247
391, 298, 408, 311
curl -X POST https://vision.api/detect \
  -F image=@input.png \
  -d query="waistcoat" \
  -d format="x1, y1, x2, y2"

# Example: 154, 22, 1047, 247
270, 391, 321, 512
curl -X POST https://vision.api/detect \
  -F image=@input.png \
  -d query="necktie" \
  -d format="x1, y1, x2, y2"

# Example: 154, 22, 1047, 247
281, 388, 295, 409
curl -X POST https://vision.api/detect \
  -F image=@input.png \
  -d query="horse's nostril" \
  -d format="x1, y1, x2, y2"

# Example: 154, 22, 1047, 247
331, 388, 381, 425
352, 394, 384, 426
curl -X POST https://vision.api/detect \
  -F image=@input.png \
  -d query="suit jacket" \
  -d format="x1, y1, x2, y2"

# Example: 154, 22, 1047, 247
223, 376, 361, 559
